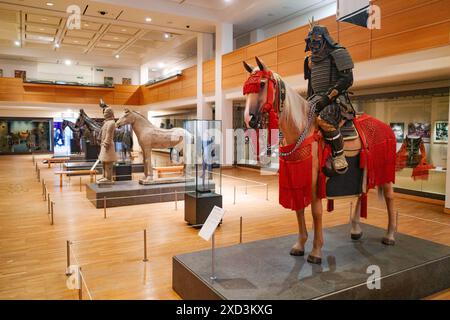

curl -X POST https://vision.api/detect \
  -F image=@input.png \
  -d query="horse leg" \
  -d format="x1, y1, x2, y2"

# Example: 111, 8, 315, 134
308, 195, 324, 264
308, 141, 323, 264
290, 209, 308, 256
381, 183, 396, 245
350, 197, 363, 239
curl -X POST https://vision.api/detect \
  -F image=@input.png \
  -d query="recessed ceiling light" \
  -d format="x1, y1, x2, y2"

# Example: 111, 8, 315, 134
14, 40, 20, 46
64, 59, 72, 66
113, 37, 118, 40
74, 40, 78, 43
39, 28, 44, 31
107, 44, 111, 47
54, 43, 60, 48
84, 24, 89, 27
121, 29, 127, 32
41, 18, 47, 21
115, 54, 120, 59
145, 17, 152, 22
46, 2, 54, 6
158, 62, 165, 68
164, 33, 170, 39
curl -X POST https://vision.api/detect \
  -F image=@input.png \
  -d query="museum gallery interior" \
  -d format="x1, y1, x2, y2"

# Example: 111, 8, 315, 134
0, 0, 449, 301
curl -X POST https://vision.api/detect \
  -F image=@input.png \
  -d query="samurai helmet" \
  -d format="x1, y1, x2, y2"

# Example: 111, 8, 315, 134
304, 17, 339, 53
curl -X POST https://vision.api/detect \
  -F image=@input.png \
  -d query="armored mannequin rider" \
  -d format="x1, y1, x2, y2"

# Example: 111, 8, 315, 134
97, 104, 118, 184
304, 22, 355, 174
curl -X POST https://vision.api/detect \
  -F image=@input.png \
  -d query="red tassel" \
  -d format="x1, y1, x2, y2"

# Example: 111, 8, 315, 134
327, 199, 334, 212
360, 193, 368, 219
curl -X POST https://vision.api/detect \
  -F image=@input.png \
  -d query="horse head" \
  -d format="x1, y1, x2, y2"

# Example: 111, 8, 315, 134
116, 108, 134, 128
242, 56, 274, 129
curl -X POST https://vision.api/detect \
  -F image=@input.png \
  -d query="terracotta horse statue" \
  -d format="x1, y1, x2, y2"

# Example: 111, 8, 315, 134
243, 57, 397, 264
116, 109, 189, 184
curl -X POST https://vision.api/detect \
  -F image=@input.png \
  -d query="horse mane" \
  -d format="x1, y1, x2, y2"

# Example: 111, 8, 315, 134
130, 110, 156, 127
274, 73, 309, 134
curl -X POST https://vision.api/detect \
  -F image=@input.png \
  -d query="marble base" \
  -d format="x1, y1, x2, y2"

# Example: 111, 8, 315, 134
173, 224, 450, 300
86, 180, 190, 208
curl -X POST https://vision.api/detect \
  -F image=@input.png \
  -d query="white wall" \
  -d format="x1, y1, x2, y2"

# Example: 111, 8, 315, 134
234, 1, 337, 48
0, 59, 140, 85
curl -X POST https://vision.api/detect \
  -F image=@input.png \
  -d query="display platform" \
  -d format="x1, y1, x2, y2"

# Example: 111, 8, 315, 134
64, 161, 144, 173
185, 192, 223, 227
86, 180, 193, 208
173, 224, 450, 300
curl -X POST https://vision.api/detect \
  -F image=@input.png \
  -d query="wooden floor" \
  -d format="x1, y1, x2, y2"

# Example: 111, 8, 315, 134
0, 155, 449, 300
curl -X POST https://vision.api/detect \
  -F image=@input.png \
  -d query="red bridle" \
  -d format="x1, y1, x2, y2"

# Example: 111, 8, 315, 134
243, 70, 279, 117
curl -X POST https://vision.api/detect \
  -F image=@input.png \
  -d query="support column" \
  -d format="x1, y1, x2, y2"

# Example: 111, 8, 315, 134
215, 23, 234, 166
444, 89, 450, 212
249, 29, 265, 43
140, 63, 149, 85
197, 33, 214, 120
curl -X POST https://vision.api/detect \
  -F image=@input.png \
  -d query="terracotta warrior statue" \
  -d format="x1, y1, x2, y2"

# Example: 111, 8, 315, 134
97, 105, 118, 184
304, 20, 355, 174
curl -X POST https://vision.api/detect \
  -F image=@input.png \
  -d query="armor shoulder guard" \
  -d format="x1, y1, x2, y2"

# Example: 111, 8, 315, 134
330, 48, 354, 71
304, 56, 311, 80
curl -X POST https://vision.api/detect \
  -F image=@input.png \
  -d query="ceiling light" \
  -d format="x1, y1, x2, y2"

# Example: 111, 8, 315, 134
64, 59, 72, 66
84, 24, 89, 27
151, 68, 157, 72
164, 33, 170, 39
41, 18, 47, 21
113, 37, 118, 40
54, 43, 60, 48
39, 28, 44, 31
74, 40, 78, 43
121, 29, 127, 32
107, 44, 111, 47
115, 54, 120, 59
14, 40, 20, 46
158, 62, 165, 68
145, 17, 152, 22
46, 2, 54, 6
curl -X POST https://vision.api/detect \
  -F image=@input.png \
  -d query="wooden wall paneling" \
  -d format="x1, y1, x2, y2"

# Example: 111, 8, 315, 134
245, 37, 277, 60
277, 25, 308, 50
372, 0, 435, 18
277, 60, 303, 78
277, 44, 304, 65
371, 21, 450, 58
222, 49, 245, 67
372, 0, 450, 41
319, 15, 338, 34
222, 73, 247, 90
338, 23, 371, 47
346, 42, 372, 62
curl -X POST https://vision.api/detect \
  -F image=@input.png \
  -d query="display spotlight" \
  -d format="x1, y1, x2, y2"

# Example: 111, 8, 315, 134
14, 40, 20, 46
64, 59, 72, 66
115, 54, 120, 59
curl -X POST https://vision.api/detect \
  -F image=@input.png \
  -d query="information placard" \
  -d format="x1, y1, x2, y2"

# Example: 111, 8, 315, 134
198, 206, 225, 241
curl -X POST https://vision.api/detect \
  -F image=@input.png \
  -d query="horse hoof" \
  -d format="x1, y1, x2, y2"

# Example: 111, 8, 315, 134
381, 237, 395, 246
307, 255, 322, 264
290, 248, 304, 256
351, 232, 363, 240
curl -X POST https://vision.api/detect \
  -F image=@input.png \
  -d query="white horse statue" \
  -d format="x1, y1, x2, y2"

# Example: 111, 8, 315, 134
243, 57, 397, 264
116, 109, 189, 184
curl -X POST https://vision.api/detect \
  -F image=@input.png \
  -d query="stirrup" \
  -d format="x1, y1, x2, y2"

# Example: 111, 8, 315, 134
332, 155, 348, 175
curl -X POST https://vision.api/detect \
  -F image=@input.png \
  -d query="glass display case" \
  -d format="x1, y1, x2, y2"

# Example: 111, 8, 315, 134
183, 120, 222, 226
184, 119, 222, 194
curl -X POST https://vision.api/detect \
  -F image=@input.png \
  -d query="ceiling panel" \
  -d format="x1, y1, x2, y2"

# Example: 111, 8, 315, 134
63, 37, 90, 46
95, 41, 121, 49
101, 34, 129, 43
109, 25, 139, 35
84, 3, 123, 19
65, 29, 96, 39
26, 25, 57, 36
25, 33, 55, 42
80, 21, 103, 31
26, 14, 61, 26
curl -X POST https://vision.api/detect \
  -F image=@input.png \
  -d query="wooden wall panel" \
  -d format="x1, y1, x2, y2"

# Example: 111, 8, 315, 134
371, 22, 450, 58
245, 37, 277, 59
372, 0, 450, 40
277, 26, 308, 49
277, 61, 303, 78
222, 49, 245, 66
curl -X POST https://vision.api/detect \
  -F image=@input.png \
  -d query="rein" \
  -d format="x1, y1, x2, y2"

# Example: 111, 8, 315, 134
243, 70, 318, 158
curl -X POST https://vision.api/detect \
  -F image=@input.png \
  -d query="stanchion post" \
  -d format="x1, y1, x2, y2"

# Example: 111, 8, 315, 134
47, 194, 50, 214
79, 177, 82, 192
210, 232, 217, 282
44, 183, 47, 201
37, 168, 40, 182
233, 186, 236, 205
239, 216, 243, 244
245, 182, 247, 195
396, 210, 399, 232
103, 196, 107, 219
78, 268, 82, 300
143, 229, 148, 262
266, 184, 269, 201
50, 201, 54, 225
174, 191, 178, 211
65, 240, 71, 276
